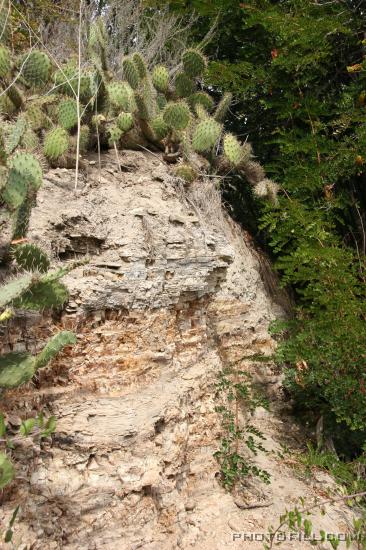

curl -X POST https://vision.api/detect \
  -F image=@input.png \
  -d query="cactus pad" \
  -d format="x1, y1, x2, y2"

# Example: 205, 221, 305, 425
43, 127, 69, 160
25, 104, 47, 131
34, 331, 77, 371
0, 46, 11, 79
189, 92, 214, 113
57, 99, 78, 130
163, 101, 191, 131
182, 49, 207, 78
14, 279, 69, 311
4, 116, 26, 155
9, 152, 43, 190
12, 243, 50, 273
21, 128, 40, 152
156, 94, 168, 112
22, 50, 51, 86
107, 81, 132, 111
108, 125, 123, 146
151, 115, 169, 140
122, 58, 140, 90
132, 52, 148, 79
174, 164, 197, 184
0, 274, 34, 308
134, 92, 150, 121
2, 169, 27, 209
174, 72, 194, 98
53, 63, 90, 99
194, 104, 208, 120
214, 92, 232, 122
223, 133, 243, 166
117, 112, 134, 132
192, 118, 221, 152
152, 65, 170, 93
0, 352, 35, 389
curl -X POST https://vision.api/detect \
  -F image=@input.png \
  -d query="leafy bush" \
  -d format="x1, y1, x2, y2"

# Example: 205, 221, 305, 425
168, 0, 366, 448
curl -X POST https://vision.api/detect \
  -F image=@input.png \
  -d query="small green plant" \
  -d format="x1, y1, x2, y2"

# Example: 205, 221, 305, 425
1, 505, 20, 544
214, 364, 270, 490
298, 443, 366, 506
263, 492, 366, 550
0, 411, 56, 492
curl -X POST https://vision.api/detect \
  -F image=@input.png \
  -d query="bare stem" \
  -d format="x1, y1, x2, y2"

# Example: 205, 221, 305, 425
74, 0, 83, 191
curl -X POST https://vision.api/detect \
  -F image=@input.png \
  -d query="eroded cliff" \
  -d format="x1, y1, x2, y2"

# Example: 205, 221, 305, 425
0, 151, 357, 549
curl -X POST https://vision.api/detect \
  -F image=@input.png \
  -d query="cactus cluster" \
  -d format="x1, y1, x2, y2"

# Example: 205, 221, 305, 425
0, 17, 279, 198
0, 119, 79, 392
0, 241, 81, 389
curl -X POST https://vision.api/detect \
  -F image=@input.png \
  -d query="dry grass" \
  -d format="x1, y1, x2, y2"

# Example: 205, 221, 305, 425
104, 1, 199, 71
186, 178, 227, 231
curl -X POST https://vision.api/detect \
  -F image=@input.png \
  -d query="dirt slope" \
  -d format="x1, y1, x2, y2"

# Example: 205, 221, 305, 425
0, 150, 357, 549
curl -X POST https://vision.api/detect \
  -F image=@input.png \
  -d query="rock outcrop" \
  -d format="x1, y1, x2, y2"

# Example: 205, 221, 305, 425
0, 151, 357, 549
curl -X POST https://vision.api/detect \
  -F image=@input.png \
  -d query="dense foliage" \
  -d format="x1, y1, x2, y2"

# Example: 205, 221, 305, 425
156, 0, 366, 450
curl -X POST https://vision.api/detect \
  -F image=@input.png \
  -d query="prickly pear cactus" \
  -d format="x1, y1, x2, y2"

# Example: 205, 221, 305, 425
151, 115, 169, 140
0, 352, 36, 389
107, 81, 132, 111
214, 92, 233, 122
132, 52, 148, 80
163, 101, 191, 131
0, 332, 76, 389
0, 13, 276, 203
0, 274, 34, 308
22, 50, 51, 87
43, 127, 69, 161
174, 72, 194, 98
108, 125, 123, 146
122, 57, 140, 90
12, 243, 50, 273
2, 168, 28, 209
53, 62, 90, 99
57, 99, 78, 130
223, 133, 245, 166
25, 104, 48, 131
8, 152, 43, 190
189, 92, 214, 113
174, 163, 197, 184
152, 65, 170, 93
0, 46, 11, 79
117, 112, 134, 132
182, 49, 207, 78
192, 118, 221, 152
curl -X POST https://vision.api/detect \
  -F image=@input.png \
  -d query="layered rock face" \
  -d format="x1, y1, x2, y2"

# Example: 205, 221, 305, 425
0, 151, 356, 549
